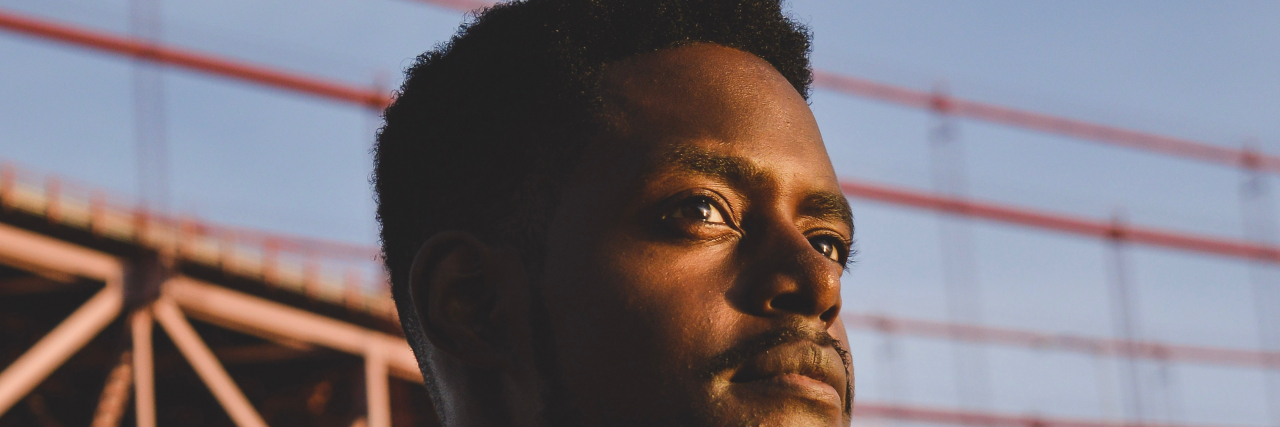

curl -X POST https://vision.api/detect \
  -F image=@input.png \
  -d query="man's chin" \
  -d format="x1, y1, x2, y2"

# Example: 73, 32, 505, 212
707, 389, 846, 427
711, 407, 844, 427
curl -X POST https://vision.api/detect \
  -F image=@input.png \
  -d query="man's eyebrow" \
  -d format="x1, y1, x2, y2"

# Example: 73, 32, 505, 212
800, 191, 855, 235
657, 146, 770, 189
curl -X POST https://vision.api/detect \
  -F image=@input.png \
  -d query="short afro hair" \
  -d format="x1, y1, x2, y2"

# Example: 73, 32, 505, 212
373, 0, 813, 365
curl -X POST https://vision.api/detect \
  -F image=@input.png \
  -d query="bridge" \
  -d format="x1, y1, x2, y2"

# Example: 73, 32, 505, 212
1, 2, 1277, 427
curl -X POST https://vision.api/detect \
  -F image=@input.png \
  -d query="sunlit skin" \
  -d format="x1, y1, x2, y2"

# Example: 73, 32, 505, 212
409, 43, 854, 427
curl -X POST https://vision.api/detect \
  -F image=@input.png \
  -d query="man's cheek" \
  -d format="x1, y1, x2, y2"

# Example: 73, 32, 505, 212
831, 317, 849, 349
611, 244, 741, 356
831, 316, 854, 399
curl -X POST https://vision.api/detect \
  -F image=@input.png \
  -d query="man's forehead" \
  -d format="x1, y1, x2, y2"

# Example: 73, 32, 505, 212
602, 43, 784, 87
599, 44, 809, 135
595, 44, 830, 173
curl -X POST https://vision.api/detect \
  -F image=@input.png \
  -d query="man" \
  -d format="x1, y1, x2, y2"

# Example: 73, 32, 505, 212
374, 0, 855, 425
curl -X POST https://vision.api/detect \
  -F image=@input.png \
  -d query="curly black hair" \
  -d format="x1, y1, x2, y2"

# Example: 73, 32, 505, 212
372, 0, 813, 386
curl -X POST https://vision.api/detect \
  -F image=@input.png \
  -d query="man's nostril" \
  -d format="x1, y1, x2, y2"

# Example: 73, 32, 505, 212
819, 305, 840, 323
769, 293, 811, 314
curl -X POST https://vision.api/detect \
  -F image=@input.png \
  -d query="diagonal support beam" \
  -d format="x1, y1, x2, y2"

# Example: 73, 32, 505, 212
365, 346, 391, 427
164, 276, 421, 383
0, 285, 121, 415
132, 309, 156, 427
90, 351, 134, 427
153, 298, 268, 427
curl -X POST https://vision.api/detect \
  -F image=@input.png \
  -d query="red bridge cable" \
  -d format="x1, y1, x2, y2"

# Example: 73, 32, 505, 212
8, 6, 1276, 176
842, 313, 1280, 371
401, 0, 1280, 175
841, 179, 1280, 264
408, 0, 493, 12
854, 401, 1231, 427
0, 9, 390, 110
814, 71, 1280, 174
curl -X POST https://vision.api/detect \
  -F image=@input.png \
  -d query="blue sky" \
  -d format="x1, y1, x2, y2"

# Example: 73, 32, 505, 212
2, 0, 1278, 425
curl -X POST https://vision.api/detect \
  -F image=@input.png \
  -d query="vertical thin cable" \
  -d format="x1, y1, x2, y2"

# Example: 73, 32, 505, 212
876, 317, 906, 413
131, 0, 168, 212
1106, 213, 1145, 423
1240, 143, 1280, 426
928, 82, 991, 410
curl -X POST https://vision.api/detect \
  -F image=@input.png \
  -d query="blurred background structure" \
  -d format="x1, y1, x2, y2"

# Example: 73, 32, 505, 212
1, 1, 1279, 426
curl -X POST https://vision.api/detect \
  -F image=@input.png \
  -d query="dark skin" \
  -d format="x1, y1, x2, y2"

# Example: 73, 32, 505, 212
409, 43, 854, 427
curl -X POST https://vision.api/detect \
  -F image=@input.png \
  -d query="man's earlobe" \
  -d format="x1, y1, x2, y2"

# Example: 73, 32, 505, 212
407, 231, 510, 367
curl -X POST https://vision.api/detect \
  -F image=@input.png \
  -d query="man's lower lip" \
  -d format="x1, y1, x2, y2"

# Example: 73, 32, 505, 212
737, 373, 841, 407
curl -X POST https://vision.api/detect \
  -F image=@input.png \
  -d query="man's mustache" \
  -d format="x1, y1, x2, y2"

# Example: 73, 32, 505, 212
702, 324, 853, 414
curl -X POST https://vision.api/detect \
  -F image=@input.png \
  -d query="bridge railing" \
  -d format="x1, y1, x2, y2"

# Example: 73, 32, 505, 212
0, 160, 396, 321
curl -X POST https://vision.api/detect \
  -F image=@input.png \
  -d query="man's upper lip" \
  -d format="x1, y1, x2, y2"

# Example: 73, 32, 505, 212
729, 340, 844, 396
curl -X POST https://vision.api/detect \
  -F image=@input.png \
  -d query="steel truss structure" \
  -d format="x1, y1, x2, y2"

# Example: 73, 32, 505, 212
0, 180, 426, 426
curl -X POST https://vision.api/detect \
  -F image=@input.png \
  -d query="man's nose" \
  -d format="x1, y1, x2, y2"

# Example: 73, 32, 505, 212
741, 224, 843, 328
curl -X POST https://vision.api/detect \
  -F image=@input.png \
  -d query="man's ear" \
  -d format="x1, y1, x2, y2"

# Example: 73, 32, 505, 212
407, 231, 515, 367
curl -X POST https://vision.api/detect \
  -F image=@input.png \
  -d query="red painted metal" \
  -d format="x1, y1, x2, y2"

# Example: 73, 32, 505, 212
408, 0, 1280, 177
410, 0, 493, 11
814, 71, 1280, 174
0, 9, 389, 109
844, 313, 1280, 370
7, 4, 1275, 177
841, 179, 1280, 263
855, 402, 1225, 427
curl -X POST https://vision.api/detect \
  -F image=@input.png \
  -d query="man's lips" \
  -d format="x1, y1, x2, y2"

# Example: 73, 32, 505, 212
728, 340, 846, 408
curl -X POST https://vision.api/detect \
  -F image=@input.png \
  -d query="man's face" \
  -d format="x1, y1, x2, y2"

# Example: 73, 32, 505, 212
536, 43, 853, 426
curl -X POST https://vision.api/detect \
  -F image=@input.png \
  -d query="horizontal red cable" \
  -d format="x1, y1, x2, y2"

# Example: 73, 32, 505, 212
842, 179, 1280, 264
855, 401, 1225, 427
814, 71, 1280, 174
409, 0, 493, 11
0, 9, 390, 109
9, 5, 1274, 179
401, 0, 1280, 175
844, 313, 1280, 370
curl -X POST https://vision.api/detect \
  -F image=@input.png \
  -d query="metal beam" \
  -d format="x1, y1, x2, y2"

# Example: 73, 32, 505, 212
0, 221, 120, 282
153, 298, 269, 427
132, 309, 156, 427
0, 285, 122, 415
90, 351, 134, 427
365, 346, 391, 427
164, 276, 422, 383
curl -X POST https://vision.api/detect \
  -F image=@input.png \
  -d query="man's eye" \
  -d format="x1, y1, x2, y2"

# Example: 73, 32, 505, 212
809, 236, 845, 263
667, 197, 727, 224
